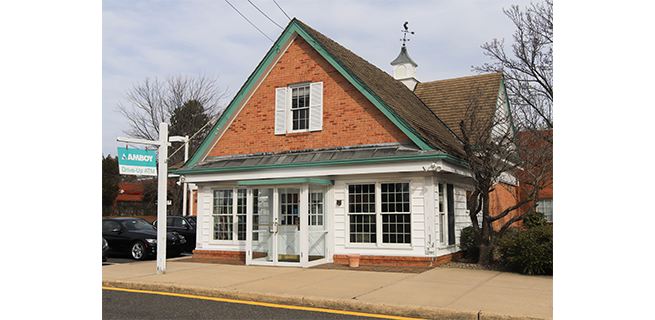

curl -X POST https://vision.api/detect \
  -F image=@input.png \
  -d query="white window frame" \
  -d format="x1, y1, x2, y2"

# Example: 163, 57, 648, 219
438, 183, 447, 246
211, 188, 247, 243
346, 182, 413, 248
275, 82, 323, 135
290, 85, 310, 132
536, 198, 553, 222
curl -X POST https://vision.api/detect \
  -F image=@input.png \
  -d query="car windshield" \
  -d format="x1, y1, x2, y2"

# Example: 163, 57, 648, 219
120, 219, 155, 231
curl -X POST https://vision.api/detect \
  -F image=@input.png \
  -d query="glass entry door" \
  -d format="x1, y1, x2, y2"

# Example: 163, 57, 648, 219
247, 185, 328, 267
249, 188, 275, 264
277, 188, 301, 264
307, 185, 327, 266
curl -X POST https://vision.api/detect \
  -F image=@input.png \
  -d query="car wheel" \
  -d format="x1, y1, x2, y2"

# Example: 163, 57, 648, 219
131, 241, 148, 260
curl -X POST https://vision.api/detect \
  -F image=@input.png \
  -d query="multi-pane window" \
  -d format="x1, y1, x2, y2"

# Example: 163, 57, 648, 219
309, 192, 324, 226
381, 183, 411, 244
212, 188, 247, 241
280, 191, 299, 225
213, 189, 233, 240
348, 182, 411, 245
275, 82, 322, 135
236, 189, 247, 241
291, 86, 309, 131
537, 198, 553, 222
348, 184, 376, 243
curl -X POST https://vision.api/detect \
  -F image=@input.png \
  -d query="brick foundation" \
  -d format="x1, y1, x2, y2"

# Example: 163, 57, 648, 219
192, 250, 245, 261
333, 252, 463, 267
193, 249, 462, 267
192, 250, 268, 262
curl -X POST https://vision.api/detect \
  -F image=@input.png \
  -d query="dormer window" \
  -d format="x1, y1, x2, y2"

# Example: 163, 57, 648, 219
275, 82, 323, 135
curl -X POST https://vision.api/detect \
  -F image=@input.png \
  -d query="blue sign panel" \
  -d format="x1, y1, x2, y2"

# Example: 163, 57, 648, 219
117, 147, 157, 176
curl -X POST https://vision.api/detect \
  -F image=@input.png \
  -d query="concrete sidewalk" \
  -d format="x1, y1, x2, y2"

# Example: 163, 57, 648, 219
102, 258, 552, 320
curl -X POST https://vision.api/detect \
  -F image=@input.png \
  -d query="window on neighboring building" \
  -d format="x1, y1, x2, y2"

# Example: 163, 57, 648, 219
537, 198, 553, 222
212, 188, 247, 241
348, 182, 411, 245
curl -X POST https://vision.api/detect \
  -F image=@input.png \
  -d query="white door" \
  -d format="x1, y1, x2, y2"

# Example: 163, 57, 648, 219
246, 185, 328, 267
247, 186, 302, 267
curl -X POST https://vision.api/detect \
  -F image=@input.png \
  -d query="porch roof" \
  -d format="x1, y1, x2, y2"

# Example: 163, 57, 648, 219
172, 143, 465, 175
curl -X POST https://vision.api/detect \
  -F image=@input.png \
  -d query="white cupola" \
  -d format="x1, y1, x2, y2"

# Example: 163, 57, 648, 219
391, 45, 419, 91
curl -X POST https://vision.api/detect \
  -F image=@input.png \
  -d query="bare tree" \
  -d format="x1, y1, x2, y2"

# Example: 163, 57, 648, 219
116, 73, 229, 142
473, 0, 552, 133
459, 84, 553, 265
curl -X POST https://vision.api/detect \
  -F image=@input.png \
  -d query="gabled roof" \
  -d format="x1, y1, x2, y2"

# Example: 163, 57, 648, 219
180, 19, 507, 172
294, 20, 465, 158
414, 73, 505, 144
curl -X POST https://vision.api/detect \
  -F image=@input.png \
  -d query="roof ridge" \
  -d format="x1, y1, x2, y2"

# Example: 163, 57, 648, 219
295, 20, 466, 158
419, 72, 503, 85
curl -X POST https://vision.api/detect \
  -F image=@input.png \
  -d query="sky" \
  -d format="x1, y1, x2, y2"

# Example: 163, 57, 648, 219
102, 0, 535, 157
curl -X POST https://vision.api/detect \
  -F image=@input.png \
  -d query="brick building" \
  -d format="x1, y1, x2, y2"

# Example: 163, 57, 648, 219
172, 19, 515, 267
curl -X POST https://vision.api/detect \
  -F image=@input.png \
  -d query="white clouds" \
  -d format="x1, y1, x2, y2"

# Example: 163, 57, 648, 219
102, 0, 533, 156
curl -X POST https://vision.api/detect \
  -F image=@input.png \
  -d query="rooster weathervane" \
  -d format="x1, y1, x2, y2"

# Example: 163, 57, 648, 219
401, 21, 414, 46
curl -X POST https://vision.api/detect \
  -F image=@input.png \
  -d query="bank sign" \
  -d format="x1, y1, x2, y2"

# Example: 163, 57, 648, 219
117, 147, 157, 176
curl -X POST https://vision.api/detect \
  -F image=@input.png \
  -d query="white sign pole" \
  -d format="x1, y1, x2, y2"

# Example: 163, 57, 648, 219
156, 122, 168, 274
117, 123, 171, 275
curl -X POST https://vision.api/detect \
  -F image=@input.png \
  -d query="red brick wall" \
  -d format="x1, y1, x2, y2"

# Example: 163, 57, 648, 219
208, 37, 410, 158
488, 183, 520, 230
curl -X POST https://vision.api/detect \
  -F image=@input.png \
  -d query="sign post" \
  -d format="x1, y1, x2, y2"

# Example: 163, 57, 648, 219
155, 123, 168, 274
117, 123, 170, 274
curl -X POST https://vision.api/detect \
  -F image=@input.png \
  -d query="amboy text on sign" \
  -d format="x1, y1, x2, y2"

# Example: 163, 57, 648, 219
117, 147, 157, 176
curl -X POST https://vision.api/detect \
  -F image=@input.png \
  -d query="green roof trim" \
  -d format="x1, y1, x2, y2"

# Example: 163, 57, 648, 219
183, 19, 434, 169
237, 178, 334, 186
172, 152, 467, 175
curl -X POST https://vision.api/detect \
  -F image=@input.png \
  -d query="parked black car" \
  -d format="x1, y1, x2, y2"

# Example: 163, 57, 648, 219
102, 237, 109, 262
153, 215, 196, 252
102, 217, 186, 260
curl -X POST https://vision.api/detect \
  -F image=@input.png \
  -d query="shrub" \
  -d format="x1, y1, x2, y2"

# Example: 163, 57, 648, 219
523, 211, 548, 228
498, 225, 553, 275
459, 226, 479, 262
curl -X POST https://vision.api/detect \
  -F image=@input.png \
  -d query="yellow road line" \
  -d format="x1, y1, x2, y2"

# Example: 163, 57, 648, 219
102, 286, 425, 320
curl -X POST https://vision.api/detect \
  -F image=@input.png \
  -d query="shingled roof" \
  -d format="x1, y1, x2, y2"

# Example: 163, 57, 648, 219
295, 20, 466, 158
414, 73, 504, 143
180, 19, 506, 172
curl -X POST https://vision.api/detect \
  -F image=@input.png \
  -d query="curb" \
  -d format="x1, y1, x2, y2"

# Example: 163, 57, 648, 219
102, 279, 548, 320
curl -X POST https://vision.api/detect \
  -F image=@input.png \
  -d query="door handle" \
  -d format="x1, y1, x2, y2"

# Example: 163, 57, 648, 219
268, 222, 278, 234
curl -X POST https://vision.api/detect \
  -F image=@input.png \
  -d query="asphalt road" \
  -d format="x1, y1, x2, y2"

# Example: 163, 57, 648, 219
102, 288, 408, 320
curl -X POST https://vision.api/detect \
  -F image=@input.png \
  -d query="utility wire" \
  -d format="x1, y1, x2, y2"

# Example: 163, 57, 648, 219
225, 0, 274, 42
273, 0, 291, 20
248, 0, 284, 29
167, 113, 221, 162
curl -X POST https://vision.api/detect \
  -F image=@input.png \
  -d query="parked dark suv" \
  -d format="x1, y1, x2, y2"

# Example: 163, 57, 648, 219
102, 217, 186, 260
153, 216, 196, 253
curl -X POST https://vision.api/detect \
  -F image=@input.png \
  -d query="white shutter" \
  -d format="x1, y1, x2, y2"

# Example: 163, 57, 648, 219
309, 82, 323, 131
275, 87, 287, 135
